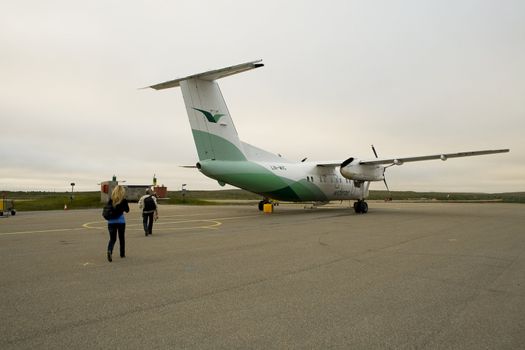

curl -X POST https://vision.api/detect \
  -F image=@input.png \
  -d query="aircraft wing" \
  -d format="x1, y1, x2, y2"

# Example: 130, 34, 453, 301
359, 149, 509, 165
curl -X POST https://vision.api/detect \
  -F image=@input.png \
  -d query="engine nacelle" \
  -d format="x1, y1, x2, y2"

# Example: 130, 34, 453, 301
340, 161, 385, 182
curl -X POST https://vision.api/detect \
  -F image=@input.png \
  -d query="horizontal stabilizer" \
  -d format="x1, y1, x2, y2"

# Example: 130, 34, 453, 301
145, 60, 263, 90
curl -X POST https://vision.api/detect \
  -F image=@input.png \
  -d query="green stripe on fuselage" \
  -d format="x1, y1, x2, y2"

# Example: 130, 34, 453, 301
190, 131, 328, 201
260, 179, 329, 202
198, 160, 328, 202
191, 129, 247, 161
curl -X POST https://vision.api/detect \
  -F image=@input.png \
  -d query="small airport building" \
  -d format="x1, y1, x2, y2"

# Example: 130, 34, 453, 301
100, 178, 167, 203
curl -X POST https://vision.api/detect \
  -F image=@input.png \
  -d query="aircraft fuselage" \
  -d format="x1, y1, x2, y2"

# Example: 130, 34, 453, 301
197, 160, 368, 202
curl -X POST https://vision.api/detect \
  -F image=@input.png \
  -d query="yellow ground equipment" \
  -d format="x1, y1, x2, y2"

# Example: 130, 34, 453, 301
0, 198, 16, 216
263, 203, 273, 213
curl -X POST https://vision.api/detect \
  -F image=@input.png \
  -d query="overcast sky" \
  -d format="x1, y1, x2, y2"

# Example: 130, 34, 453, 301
1, 0, 524, 193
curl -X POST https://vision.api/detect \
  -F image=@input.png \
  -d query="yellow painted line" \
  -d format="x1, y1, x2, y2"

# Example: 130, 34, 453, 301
0, 214, 259, 237
211, 215, 259, 221
0, 213, 261, 236
84, 219, 222, 231
0, 227, 85, 236
128, 220, 223, 231
83, 214, 259, 231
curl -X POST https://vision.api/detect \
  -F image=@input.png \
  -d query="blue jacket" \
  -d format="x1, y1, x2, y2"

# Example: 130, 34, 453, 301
107, 199, 130, 224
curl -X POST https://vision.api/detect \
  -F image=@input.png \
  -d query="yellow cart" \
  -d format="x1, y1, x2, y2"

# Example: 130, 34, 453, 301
0, 198, 16, 216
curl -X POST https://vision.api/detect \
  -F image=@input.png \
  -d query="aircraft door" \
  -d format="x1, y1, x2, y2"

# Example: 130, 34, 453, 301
332, 174, 341, 190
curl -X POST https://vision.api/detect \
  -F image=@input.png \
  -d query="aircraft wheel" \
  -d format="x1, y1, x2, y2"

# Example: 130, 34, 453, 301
353, 201, 368, 214
258, 201, 264, 211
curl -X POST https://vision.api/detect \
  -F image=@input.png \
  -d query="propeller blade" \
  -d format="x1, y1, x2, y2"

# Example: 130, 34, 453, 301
383, 178, 393, 201
383, 179, 390, 192
372, 144, 392, 200
371, 144, 378, 158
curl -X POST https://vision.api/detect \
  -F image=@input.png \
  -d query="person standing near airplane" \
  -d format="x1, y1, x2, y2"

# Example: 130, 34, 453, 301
138, 188, 158, 236
106, 185, 130, 261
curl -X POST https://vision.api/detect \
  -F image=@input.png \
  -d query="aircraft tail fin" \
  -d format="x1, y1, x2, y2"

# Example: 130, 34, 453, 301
146, 60, 263, 161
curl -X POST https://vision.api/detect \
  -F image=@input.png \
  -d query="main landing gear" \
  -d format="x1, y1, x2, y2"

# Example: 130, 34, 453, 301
353, 200, 368, 214
258, 198, 271, 211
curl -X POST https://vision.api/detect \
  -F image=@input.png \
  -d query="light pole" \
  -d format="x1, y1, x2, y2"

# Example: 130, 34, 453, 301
70, 182, 75, 203
181, 184, 187, 203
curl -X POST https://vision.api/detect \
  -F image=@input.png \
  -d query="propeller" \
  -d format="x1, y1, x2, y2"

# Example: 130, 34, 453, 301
371, 144, 379, 158
371, 145, 392, 201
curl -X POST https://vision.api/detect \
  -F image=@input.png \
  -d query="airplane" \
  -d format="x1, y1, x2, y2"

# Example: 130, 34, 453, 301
145, 60, 509, 213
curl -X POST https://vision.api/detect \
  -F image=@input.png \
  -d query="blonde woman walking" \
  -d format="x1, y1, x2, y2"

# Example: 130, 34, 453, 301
106, 185, 130, 262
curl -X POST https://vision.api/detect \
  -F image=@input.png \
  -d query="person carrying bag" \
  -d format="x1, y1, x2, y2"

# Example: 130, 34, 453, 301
138, 188, 158, 236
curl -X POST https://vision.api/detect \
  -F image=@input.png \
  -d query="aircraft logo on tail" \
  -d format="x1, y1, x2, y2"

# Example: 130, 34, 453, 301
193, 108, 225, 123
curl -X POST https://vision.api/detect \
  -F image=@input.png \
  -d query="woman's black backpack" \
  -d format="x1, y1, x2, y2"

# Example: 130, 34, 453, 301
102, 200, 116, 220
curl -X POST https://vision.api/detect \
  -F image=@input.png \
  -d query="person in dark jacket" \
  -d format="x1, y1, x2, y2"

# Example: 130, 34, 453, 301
138, 188, 158, 236
106, 185, 130, 262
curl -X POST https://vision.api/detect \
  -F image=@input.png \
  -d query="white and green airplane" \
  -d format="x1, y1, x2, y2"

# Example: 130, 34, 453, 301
146, 60, 509, 213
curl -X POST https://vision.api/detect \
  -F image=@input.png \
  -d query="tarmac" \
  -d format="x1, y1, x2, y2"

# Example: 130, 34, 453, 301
1, 202, 524, 349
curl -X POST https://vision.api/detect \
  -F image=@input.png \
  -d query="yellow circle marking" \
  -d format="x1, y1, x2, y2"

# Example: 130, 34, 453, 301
83, 218, 222, 231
